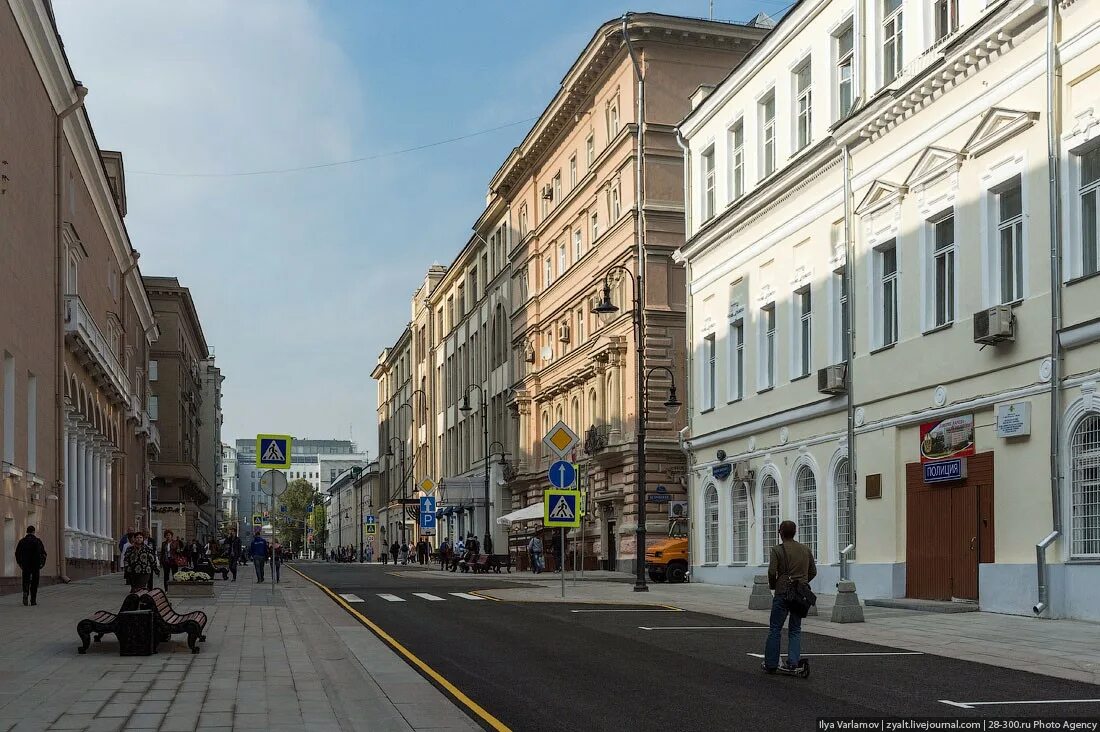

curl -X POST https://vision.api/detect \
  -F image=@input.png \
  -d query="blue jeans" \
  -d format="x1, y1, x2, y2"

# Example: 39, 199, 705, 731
253, 557, 265, 582
764, 594, 802, 669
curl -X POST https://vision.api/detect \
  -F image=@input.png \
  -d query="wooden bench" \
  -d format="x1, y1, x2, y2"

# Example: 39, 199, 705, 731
490, 554, 513, 573
76, 594, 143, 653
132, 588, 208, 653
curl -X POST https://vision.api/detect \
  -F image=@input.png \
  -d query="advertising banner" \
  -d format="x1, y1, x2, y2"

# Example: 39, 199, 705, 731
919, 414, 975, 463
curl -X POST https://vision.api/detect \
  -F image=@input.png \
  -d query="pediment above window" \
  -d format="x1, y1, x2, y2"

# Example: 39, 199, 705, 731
904, 146, 962, 190
855, 180, 906, 216
963, 107, 1039, 158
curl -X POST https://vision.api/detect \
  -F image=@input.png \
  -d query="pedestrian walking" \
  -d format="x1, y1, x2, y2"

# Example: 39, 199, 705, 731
159, 531, 182, 590
273, 542, 284, 583
527, 534, 543, 574
119, 532, 133, 586
15, 526, 47, 606
450, 536, 465, 572
249, 529, 269, 583
224, 526, 243, 581
762, 520, 817, 675
123, 531, 159, 593
366, 543, 374, 563
398, 542, 408, 565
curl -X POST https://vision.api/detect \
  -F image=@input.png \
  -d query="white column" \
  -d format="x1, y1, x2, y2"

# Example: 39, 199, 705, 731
77, 436, 87, 534
99, 450, 108, 537
84, 439, 93, 536
63, 424, 71, 530
106, 459, 113, 543
95, 449, 104, 537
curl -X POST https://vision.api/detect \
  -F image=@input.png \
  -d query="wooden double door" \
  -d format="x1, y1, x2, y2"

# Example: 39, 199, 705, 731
905, 452, 995, 601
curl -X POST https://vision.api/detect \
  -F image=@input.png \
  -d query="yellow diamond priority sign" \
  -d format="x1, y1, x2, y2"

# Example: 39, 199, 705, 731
420, 478, 436, 493
542, 420, 579, 459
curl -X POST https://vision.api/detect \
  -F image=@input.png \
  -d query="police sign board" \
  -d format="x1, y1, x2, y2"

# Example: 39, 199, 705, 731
924, 458, 967, 484
544, 489, 581, 528
419, 496, 437, 535
256, 434, 292, 469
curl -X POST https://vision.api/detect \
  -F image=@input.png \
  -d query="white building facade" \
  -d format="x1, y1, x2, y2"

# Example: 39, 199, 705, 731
220, 443, 238, 533
679, 0, 1100, 619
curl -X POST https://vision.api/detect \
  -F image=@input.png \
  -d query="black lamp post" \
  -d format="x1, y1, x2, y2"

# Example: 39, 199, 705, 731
592, 267, 680, 592
386, 436, 407, 544
459, 384, 492, 554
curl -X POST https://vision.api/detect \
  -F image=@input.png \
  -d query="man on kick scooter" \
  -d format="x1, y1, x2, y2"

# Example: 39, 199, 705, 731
762, 520, 817, 678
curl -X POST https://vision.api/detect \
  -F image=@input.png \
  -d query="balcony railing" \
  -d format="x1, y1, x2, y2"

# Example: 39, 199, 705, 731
147, 420, 161, 455
583, 425, 611, 455
64, 295, 130, 405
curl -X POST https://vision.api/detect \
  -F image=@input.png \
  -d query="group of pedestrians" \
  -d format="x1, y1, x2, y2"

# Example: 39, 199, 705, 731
525, 531, 564, 573
438, 534, 482, 572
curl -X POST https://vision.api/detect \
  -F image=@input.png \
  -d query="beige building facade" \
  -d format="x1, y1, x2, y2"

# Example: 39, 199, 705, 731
1, 0, 159, 586
679, 0, 1100, 619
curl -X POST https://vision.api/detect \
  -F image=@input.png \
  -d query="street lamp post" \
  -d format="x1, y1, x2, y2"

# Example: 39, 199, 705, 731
459, 384, 492, 554
386, 436, 407, 544
592, 268, 682, 592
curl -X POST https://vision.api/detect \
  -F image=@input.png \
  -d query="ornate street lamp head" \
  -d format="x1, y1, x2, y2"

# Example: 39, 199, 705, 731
592, 283, 619, 315
664, 385, 683, 417
459, 395, 473, 414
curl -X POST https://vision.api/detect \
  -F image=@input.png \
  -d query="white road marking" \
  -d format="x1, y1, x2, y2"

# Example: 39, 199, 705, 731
338, 593, 364, 603
939, 699, 1100, 710
569, 608, 684, 613
413, 593, 445, 601
747, 652, 923, 658
378, 594, 406, 602
449, 592, 485, 601
639, 626, 765, 631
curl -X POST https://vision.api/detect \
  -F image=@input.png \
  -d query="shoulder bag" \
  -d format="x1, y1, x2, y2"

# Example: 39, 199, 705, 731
779, 544, 817, 619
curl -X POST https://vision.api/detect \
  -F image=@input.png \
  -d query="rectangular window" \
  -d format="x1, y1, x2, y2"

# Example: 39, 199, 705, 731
836, 24, 854, 118
835, 268, 849, 363
794, 60, 812, 151
519, 204, 528, 237
729, 121, 745, 200
998, 184, 1024, 303
573, 229, 583, 261
797, 288, 812, 377
558, 242, 567, 274
586, 134, 595, 167
148, 394, 159, 421
934, 0, 958, 42
2, 353, 13, 464
729, 319, 744, 401
26, 373, 36, 473
569, 155, 577, 188
552, 172, 561, 205
702, 334, 716, 411
544, 256, 553, 288
1083, 147, 1100, 276
591, 211, 600, 241
883, 0, 904, 85
702, 146, 716, 221
148, 360, 158, 381
608, 100, 620, 138
879, 242, 899, 347
576, 309, 585, 344
932, 213, 955, 326
761, 305, 776, 390
760, 92, 776, 178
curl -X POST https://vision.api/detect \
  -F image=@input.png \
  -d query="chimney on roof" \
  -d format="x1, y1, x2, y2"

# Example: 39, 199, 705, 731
691, 84, 717, 111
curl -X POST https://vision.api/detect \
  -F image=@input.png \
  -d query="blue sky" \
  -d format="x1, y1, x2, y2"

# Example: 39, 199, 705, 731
53, 0, 783, 456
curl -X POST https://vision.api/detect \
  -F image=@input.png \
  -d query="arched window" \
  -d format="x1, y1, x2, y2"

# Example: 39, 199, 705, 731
571, 397, 581, 432
1070, 414, 1100, 558
731, 481, 749, 563
796, 465, 818, 556
834, 457, 855, 561
761, 475, 780, 561
704, 485, 719, 563
589, 389, 598, 427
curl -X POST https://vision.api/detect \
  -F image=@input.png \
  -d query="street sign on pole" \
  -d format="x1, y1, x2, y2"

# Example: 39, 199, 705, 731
365, 515, 376, 525
419, 478, 436, 493
548, 460, 577, 489
256, 434, 293, 469
542, 421, 579, 459
543, 489, 581, 528
419, 496, 437, 536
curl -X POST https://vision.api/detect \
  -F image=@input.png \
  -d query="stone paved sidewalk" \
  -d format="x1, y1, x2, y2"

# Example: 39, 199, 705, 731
0, 566, 479, 732
427, 567, 1100, 686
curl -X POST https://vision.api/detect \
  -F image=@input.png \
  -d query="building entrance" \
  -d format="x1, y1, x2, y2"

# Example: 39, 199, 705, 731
905, 452, 994, 601
605, 520, 617, 571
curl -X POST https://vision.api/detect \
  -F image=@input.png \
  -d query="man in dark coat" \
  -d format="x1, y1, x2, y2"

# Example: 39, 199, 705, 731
223, 526, 243, 581
15, 526, 47, 606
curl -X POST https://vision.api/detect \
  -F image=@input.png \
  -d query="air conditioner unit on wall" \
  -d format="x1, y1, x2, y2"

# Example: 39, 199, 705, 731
558, 324, 570, 343
817, 363, 847, 395
973, 305, 1014, 345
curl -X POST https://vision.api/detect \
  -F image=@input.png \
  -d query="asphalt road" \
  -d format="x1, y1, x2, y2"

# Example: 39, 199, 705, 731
296, 562, 1100, 732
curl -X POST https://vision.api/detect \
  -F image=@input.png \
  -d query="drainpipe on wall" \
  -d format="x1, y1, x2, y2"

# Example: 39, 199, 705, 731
675, 128, 693, 580
842, 144, 859, 570
1036, 0, 1064, 616
54, 82, 88, 583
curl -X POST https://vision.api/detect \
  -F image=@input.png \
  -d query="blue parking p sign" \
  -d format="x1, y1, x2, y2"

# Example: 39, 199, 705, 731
419, 496, 436, 534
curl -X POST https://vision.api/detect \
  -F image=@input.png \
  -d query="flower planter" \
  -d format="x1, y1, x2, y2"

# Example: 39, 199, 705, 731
168, 580, 214, 598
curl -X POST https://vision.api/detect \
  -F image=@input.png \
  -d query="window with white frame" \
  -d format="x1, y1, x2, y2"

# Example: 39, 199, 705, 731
610, 184, 621, 220
66, 252, 79, 296
761, 475, 780, 561
796, 466, 818, 556
997, 181, 1024, 303
702, 146, 716, 221
591, 211, 600, 241
833, 268, 849, 363
576, 309, 585, 344
882, 0, 904, 85
147, 394, 159, 421
552, 172, 562, 205
731, 482, 749, 563
835, 22, 855, 119
794, 60, 812, 152
796, 288, 812, 378
876, 241, 899, 347
760, 92, 776, 178
760, 304, 776, 390
1070, 414, 1100, 558
148, 360, 159, 381
544, 256, 553, 288
931, 212, 955, 327
701, 333, 716, 411
728, 319, 744, 401
519, 204, 529, 237
729, 121, 745, 201
934, 0, 958, 43
1078, 146, 1100, 276
569, 155, 577, 189
835, 457, 855, 560
704, 485, 719, 563
607, 98, 620, 139
558, 242, 567, 274
586, 134, 595, 167
573, 229, 583, 261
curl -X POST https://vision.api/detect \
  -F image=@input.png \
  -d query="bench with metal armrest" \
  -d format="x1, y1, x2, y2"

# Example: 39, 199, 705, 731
131, 588, 208, 653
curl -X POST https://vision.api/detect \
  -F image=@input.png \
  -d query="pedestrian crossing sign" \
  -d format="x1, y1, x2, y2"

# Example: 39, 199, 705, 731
365, 524, 377, 535
543, 489, 581, 528
256, 434, 292, 469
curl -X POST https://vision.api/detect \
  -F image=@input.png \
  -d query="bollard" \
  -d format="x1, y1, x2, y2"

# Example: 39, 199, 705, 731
830, 580, 865, 623
748, 574, 772, 610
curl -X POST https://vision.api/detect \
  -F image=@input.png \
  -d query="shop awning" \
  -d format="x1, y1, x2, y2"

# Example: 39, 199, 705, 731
496, 503, 544, 526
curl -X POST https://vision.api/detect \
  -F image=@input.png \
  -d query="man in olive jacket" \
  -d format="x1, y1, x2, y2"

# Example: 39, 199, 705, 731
762, 520, 816, 673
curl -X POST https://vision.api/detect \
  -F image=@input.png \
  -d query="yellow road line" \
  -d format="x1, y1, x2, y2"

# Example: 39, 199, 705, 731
469, 590, 502, 602
289, 566, 511, 732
